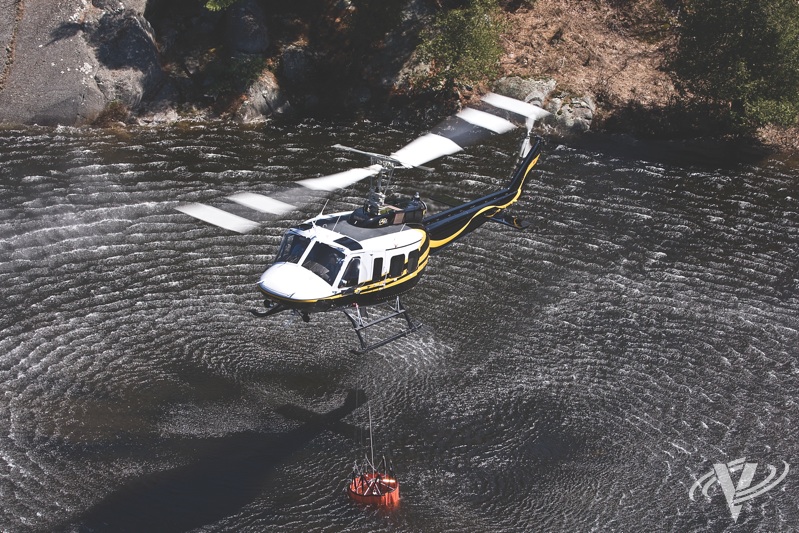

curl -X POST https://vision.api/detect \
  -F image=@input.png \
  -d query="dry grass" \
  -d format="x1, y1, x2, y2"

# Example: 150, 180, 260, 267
496, 0, 798, 151
499, 0, 677, 109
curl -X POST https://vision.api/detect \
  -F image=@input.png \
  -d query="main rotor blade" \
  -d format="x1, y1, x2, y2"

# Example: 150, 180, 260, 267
297, 164, 382, 192
175, 203, 260, 233
175, 93, 550, 234
483, 92, 551, 122
456, 107, 516, 134
227, 192, 296, 215
390, 133, 463, 169
426, 109, 517, 153
389, 95, 543, 169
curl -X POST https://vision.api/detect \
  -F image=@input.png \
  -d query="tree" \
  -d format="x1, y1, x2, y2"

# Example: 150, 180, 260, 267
670, 0, 799, 129
418, 0, 506, 88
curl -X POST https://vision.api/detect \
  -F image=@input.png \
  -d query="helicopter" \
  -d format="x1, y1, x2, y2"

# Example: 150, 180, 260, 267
177, 93, 550, 353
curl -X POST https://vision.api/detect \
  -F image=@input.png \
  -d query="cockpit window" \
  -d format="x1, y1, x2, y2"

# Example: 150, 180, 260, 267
276, 233, 310, 264
302, 242, 345, 284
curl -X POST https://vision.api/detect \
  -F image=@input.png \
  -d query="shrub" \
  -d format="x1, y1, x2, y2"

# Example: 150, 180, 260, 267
205, 0, 238, 11
418, 0, 507, 88
670, 0, 799, 129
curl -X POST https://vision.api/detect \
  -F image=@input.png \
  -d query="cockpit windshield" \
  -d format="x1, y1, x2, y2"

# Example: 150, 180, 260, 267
302, 242, 345, 284
275, 232, 346, 285
275, 233, 310, 264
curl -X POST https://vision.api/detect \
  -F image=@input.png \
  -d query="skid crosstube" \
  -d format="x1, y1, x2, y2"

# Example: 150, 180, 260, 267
342, 297, 423, 354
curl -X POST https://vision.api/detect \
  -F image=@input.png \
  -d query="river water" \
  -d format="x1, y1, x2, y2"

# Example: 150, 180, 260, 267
1, 121, 798, 532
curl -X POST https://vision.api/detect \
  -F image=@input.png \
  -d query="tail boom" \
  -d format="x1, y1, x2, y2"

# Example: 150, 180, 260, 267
422, 137, 542, 252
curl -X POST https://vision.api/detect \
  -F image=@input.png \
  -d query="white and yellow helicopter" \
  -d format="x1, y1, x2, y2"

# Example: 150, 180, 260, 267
177, 93, 549, 352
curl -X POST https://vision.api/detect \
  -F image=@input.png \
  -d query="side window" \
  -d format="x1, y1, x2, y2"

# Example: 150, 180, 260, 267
371, 257, 383, 283
389, 254, 405, 277
407, 250, 419, 272
339, 258, 361, 288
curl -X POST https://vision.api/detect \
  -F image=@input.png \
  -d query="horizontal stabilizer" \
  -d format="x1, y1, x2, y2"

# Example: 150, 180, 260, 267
487, 212, 530, 230
175, 203, 260, 233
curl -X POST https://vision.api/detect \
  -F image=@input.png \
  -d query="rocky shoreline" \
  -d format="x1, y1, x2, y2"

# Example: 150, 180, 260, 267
0, 0, 796, 153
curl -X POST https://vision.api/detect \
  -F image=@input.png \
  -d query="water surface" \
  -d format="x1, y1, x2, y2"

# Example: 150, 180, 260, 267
1, 122, 798, 532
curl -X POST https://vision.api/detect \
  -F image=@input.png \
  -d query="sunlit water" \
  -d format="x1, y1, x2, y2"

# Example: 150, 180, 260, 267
1, 121, 798, 532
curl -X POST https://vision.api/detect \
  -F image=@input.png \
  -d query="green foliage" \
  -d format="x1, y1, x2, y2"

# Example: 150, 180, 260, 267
205, 0, 238, 12
418, 0, 507, 87
670, 0, 799, 129
206, 55, 267, 97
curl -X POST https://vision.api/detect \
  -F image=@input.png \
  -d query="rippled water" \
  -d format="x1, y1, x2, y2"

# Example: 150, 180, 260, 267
1, 122, 798, 532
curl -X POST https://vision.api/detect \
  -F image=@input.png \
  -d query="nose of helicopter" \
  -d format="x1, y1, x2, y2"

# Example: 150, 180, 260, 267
258, 262, 335, 301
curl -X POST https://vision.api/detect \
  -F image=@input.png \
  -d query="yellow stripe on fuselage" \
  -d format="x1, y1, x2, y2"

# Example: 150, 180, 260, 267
267, 232, 431, 306
429, 154, 539, 250
355, 255, 429, 296
353, 237, 430, 295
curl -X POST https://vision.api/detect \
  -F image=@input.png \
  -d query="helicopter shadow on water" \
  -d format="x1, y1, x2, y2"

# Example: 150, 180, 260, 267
60, 389, 367, 533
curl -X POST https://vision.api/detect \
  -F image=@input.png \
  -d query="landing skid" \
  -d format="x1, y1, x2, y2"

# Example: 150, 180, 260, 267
250, 301, 289, 318
251, 301, 311, 322
342, 297, 422, 355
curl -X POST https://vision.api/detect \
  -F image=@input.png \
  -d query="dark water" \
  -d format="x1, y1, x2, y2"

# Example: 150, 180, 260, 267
1, 121, 798, 532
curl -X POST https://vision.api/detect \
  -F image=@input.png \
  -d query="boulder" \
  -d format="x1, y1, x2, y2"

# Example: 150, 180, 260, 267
494, 76, 595, 134
494, 76, 557, 107
0, 0, 166, 126
87, 9, 165, 108
281, 44, 313, 86
374, 0, 433, 93
235, 69, 291, 123
546, 95, 595, 134
0, 1, 105, 125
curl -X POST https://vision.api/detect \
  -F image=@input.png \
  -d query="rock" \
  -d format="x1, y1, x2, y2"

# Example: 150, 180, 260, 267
93, 0, 148, 13
0, 0, 166, 126
494, 76, 557, 107
0, 1, 105, 125
393, 54, 432, 94
495, 76, 595, 135
139, 106, 179, 125
281, 44, 313, 86
95, 68, 147, 108
226, 0, 269, 55
344, 86, 372, 107
235, 70, 291, 123
86, 9, 165, 108
373, 0, 432, 90
547, 95, 595, 134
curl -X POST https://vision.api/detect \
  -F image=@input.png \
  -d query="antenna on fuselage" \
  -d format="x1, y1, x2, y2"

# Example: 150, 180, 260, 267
318, 198, 329, 218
